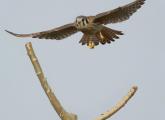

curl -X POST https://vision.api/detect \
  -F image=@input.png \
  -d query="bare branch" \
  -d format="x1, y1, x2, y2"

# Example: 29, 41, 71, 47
94, 86, 138, 120
25, 42, 138, 120
25, 42, 77, 120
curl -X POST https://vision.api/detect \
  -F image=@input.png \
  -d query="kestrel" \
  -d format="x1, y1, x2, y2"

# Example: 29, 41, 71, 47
6, 0, 145, 49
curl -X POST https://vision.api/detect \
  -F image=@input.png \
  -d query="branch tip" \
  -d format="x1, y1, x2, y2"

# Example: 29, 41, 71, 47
25, 42, 32, 49
94, 85, 138, 120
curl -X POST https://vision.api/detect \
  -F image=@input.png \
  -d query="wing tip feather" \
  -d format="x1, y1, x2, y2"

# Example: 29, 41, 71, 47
5, 30, 17, 36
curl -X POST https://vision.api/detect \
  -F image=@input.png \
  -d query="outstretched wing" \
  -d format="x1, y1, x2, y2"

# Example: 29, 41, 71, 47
5, 23, 78, 40
94, 0, 145, 25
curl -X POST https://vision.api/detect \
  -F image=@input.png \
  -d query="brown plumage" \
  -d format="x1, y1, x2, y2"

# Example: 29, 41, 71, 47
6, 0, 145, 49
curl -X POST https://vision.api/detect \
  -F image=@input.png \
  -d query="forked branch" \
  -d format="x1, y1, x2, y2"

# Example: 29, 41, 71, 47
25, 42, 77, 120
25, 42, 137, 120
94, 86, 138, 120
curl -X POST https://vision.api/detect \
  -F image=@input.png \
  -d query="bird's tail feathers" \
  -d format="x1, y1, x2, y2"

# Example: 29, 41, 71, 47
79, 27, 123, 49
97, 27, 123, 44
79, 34, 100, 49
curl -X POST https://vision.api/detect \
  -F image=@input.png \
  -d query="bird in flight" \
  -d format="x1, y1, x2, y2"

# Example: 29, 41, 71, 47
6, 0, 145, 49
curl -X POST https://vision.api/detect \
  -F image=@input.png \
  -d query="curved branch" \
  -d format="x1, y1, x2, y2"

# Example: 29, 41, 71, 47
94, 86, 138, 120
25, 42, 138, 120
25, 42, 77, 120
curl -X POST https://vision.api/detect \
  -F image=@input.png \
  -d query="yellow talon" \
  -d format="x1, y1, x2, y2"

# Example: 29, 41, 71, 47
87, 40, 95, 49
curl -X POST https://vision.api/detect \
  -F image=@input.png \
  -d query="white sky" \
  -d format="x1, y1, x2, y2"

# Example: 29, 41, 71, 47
0, 0, 164, 120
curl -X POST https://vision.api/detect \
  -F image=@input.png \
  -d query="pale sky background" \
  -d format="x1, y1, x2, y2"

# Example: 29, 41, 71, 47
0, 0, 164, 120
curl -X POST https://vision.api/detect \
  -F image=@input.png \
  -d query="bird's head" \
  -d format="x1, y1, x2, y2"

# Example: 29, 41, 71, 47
75, 16, 89, 29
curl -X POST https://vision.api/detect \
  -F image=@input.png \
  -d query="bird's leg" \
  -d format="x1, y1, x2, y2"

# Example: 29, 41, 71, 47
99, 32, 106, 44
